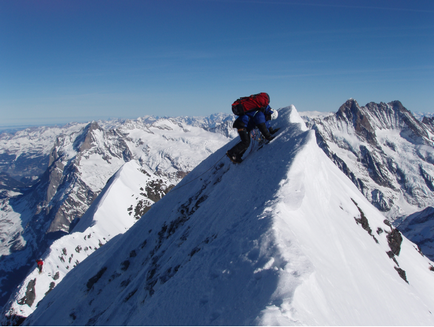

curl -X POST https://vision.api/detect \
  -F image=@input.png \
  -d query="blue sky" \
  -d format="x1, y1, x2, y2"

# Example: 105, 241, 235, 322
1, 0, 433, 127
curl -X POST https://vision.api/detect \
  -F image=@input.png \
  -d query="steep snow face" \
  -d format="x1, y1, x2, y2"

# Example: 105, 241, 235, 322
1, 161, 171, 324
0, 116, 232, 313
306, 99, 434, 218
303, 100, 434, 262
25, 107, 434, 326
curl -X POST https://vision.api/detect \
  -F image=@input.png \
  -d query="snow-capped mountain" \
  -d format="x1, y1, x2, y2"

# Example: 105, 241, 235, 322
2, 161, 173, 325
303, 100, 434, 260
0, 114, 235, 189
304, 99, 434, 217
22, 107, 434, 326
0, 123, 87, 187
0, 114, 234, 320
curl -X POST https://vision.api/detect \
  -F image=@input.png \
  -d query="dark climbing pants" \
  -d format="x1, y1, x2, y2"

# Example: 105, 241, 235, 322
228, 129, 250, 159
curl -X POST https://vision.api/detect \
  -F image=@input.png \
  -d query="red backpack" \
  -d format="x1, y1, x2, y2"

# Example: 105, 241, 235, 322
231, 92, 270, 116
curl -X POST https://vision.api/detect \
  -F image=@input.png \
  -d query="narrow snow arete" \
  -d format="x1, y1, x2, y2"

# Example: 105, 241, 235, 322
24, 106, 434, 326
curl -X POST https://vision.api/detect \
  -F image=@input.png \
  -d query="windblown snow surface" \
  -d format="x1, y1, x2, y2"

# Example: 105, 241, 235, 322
25, 107, 434, 326
2, 161, 166, 320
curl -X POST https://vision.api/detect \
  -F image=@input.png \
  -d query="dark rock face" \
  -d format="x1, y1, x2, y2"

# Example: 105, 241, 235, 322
352, 199, 378, 243
388, 101, 430, 144
73, 122, 103, 153
422, 116, 434, 132
128, 179, 176, 220
17, 279, 36, 307
387, 228, 403, 256
337, 99, 377, 146
359, 145, 394, 189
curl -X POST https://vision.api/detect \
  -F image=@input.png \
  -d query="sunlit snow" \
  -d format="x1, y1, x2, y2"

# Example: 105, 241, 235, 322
23, 107, 434, 326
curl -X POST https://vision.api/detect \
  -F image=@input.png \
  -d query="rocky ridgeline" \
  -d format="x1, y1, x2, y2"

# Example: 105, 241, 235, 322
306, 99, 434, 214
304, 99, 434, 260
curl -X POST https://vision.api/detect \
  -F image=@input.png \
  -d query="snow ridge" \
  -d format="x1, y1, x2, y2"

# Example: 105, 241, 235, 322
307, 99, 434, 217
304, 100, 434, 262
23, 107, 434, 326
0, 115, 233, 320
2, 161, 162, 323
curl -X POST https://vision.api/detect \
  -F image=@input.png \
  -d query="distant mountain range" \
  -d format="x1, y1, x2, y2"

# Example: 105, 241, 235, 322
1, 101, 434, 325
302, 99, 434, 262
0, 114, 235, 324
17, 106, 434, 326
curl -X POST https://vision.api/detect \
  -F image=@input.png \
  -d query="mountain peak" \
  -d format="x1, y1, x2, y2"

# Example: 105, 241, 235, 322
337, 99, 377, 145
24, 107, 434, 326
73, 121, 103, 153
389, 100, 406, 112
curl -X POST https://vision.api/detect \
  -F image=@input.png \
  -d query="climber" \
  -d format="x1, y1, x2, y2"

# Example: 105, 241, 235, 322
226, 106, 279, 164
36, 259, 43, 273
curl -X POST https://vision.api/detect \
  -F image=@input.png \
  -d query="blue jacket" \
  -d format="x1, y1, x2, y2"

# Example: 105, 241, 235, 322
235, 105, 272, 132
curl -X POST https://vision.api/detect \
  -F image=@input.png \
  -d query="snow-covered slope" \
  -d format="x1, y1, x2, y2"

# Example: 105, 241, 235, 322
0, 115, 233, 316
24, 107, 434, 326
1, 161, 170, 324
303, 99, 434, 261
305, 99, 434, 218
